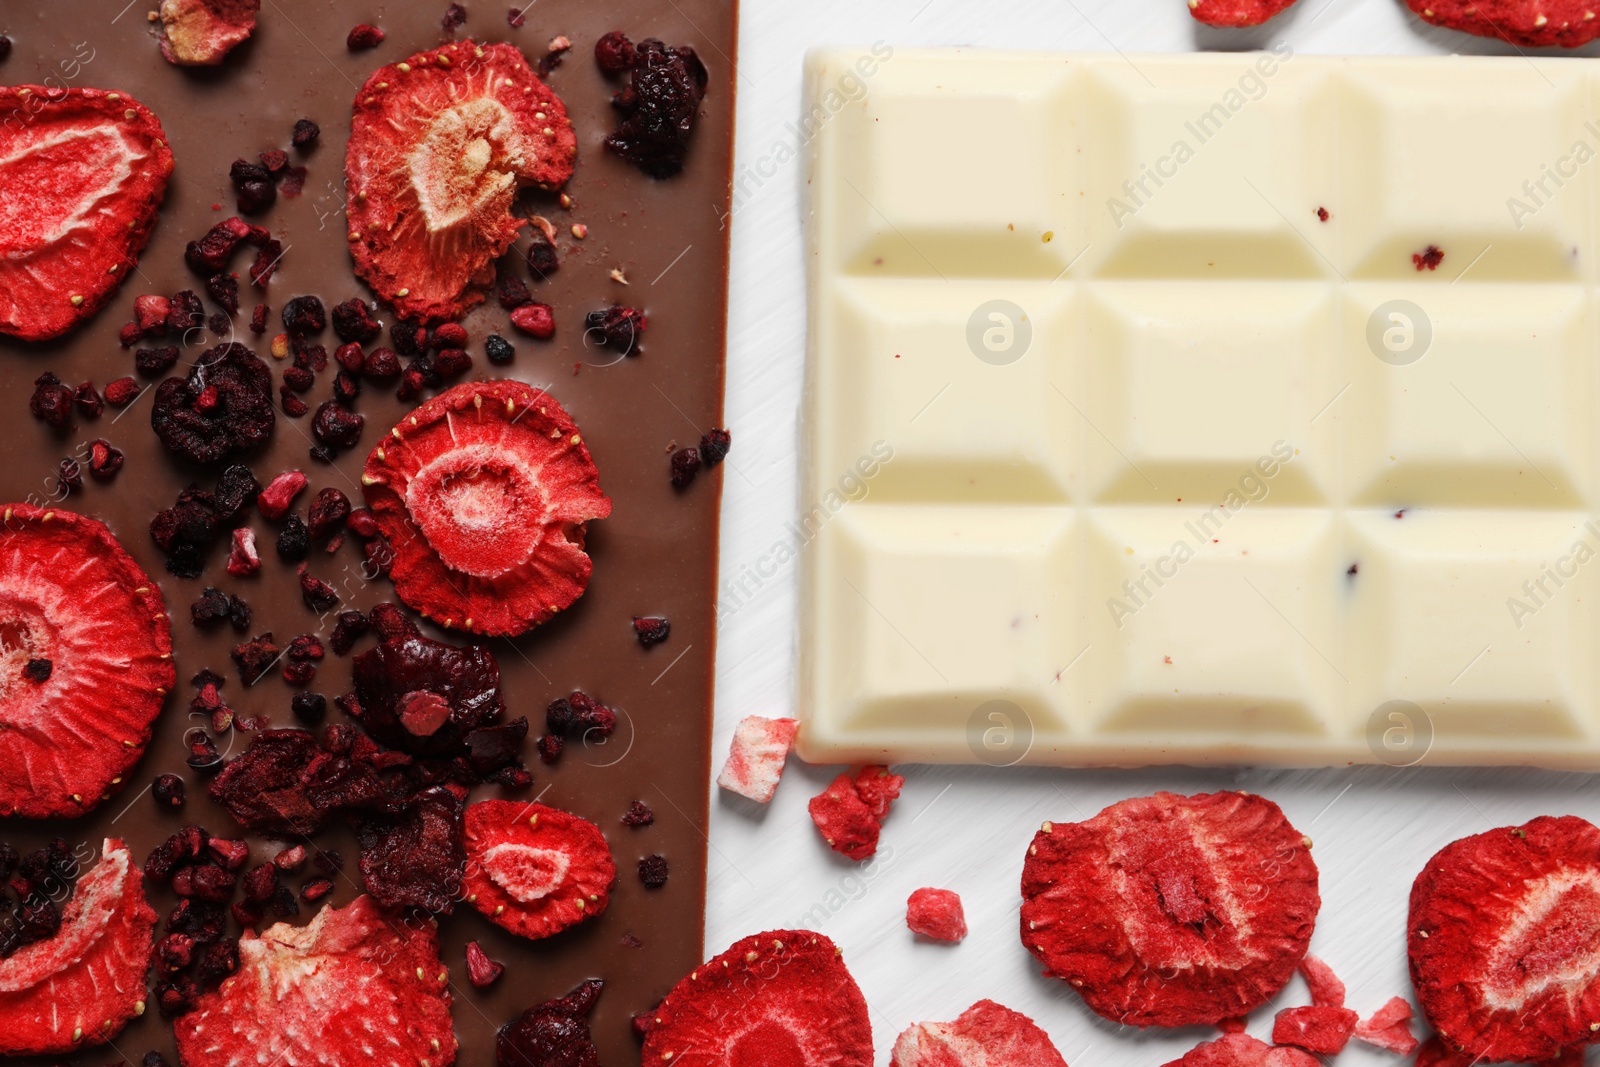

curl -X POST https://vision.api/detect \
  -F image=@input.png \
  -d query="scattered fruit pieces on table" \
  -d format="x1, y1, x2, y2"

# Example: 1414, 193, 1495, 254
715, 715, 799, 803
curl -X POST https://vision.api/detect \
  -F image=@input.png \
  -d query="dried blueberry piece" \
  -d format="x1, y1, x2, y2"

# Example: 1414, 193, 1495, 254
670, 447, 701, 489
191, 587, 232, 629
276, 515, 310, 561
29, 372, 74, 433
638, 853, 669, 888
291, 118, 320, 148
485, 334, 515, 364
604, 38, 709, 178
312, 400, 364, 450
526, 230, 559, 279
290, 691, 327, 724
700, 427, 732, 465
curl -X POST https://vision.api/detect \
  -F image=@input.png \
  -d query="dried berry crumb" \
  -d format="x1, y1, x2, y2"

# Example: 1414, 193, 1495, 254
465, 940, 504, 988
57, 457, 82, 495
347, 23, 385, 50
276, 515, 310, 561
632, 616, 670, 647
74, 381, 104, 419
331, 298, 381, 343
307, 487, 351, 541
281, 295, 326, 337
507, 7, 527, 28
497, 272, 533, 309
88, 439, 125, 481
23, 657, 51, 682
1316, 206, 1330, 222
300, 878, 334, 902
191, 587, 234, 629
1413, 245, 1444, 271
29, 372, 74, 433
312, 400, 364, 450
536, 733, 563, 763
700, 428, 731, 465
329, 610, 371, 655
595, 31, 635, 74
485, 334, 515, 364
670, 447, 701, 489
605, 38, 708, 178
526, 229, 559, 279
622, 800, 654, 827
638, 853, 669, 888
153, 773, 187, 808
290, 691, 327, 724
442, 3, 467, 29
291, 118, 320, 149
299, 567, 340, 613
104, 376, 140, 406
584, 305, 646, 354
136, 346, 181, 377
231, 633, 281, 685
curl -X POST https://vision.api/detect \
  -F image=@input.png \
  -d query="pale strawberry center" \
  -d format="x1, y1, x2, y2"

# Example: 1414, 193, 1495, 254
1113, 814, 1252, 972
0, 126, 136, 255
405, 443, 549, 579
1483, 869, 1600, 1010
481, 843, 570, 903
408, 97, 520, 232
0, 597, 58, 726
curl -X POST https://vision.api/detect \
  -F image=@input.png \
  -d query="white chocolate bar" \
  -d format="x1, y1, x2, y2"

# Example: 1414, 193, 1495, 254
798, 48, 1600, 768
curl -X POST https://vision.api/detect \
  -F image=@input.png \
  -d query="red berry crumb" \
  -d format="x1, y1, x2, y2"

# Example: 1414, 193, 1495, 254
594, 31, 636, 74
347, 23, 385, 50
632, 616, 670, 647
670, 447, 701, 489
74, 381, 104, 419
104, 376, 141, 407
906, 887, 967, 943
1316, 206, 1330, 222
638, 853, 669, 888
88, 439, 125, 481
510, 302, 556, 339
1413, 245, 1444, 271
622, 800, 654, 827
29, 372, 75, 433
256, 469, 308, 520
465, 941, 504, 988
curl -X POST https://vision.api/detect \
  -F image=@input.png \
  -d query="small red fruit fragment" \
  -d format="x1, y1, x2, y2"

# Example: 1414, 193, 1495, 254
1299, 954, 1345, 1007
1404, 0, 1600, 46
510, 301, 555, 338
465, 940, 503, 988
1410, 815, 1600, 1063
855, 764, 904, 819
136, 294, 171, 332
462, 800, 616, 940
362, 380, 612, 636
1413, 245, 1445, 271
594, 31, 636, 74
345, 40, 577, 323
890, 999, 1066, 1067
157, 0, 260, 65
906, 887, 967, 943
0, 507, 175, 818
632, 615, 670, 646
809, 773, 884, 861
104, 376, 140, 407
0, 89, 174, 341
497, 980, 605, 1066
1272, 1006, 1357, 1055
1162, 1033, 1318, 1067
173, 895, 454, 1067
226, 526, 261, 576
1353, 997, 1419, 1056
716, 716, 799, 804
87, 438, 124, 481
0, 839, 158, 1056
1020, 791, 1320, 1028
347, 23, 385, 50
257, 469, 308, 519
643, 930, 873, 1067
1187, 0, 1298, 26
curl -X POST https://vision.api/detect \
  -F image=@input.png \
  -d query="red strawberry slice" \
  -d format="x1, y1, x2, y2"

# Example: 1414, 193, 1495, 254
1020, 791, 1319, 1028
0, 88, 174, 341
174, 894, 455, 1067
1409, 815, 1600, 1063
1163, 1034, 1318, 1067
461, 800, 615, 940
361, 380, 611, 636
1188, 0, 1298, 25
0, 838, 158, 1056
1404, 0, 1600, 47
345, 40, 577, 322
890, 999, 1067, 1067
0, 504, 175, 818
641, 929, 873, 1067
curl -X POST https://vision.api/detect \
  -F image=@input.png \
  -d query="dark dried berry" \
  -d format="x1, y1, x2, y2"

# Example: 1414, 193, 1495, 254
56, 457, 82, 494
312, 400, 364, 450
638, 853, 669, 888
331, 298, 382, 343
185, 217, 251, 275
299, 568, 341, 613
670, 446, 701, 489
241, 862, 278, 903
158, 975, 198, 1017
442, 3, 467, 30
29, 372, 74, 432
213, 463, 261, 521
136, 345, 181, 377
434, 348, 472, 379
431, 322, 468, 350
307, 487, 351, 541
605, 38, 708, 178
249, 303, 269, 333
584, 305, 646, 353
150, 487, 224, 578
466, 940, 504, 988
329, 610, 372, 655
622, 800, 654, 827
333, 369, 362, 404
281, 298, 325, 342
196, 938, 240, 990
314, 849, 345, 875
595, 30, 636, 73
287, 634, 325, 662
347, 632, 505, 757
526, 230, 560, 279
497, 980, 605, 1067
290, 691, 327, 724
485, 334, 515, 364
231, 633, 281, 685
23, 657, 51, 682
356, 785, 466, 913
87, 438, 124, 481
187, 732, 222, 772
335, 342, 366, 373
191, 587, 233, 629
536, 733, 563, 763
497, 271, 532, 308
207, 311, 231, 337
301, 878, 334, 902
700, 427, 732, 465
104, 376, 140, 406
391, 320, 428, 357
632, 616, 670, 647
309, 444, 336, 464
228, 594, 252, 631
363, 346, 401, 379
207, 272, 241, 315
347, 22, 385, 49
0, 36, 11, 62
169, 289, 206, 333
283, 660, 316, 686
74, 380, 103, 419
291, 118, 320, 148
281, 364, 314, 393
249, 240, 283, 287
152, 343, 276, 466
276, 515, 310, 561
280, 386, 309, 417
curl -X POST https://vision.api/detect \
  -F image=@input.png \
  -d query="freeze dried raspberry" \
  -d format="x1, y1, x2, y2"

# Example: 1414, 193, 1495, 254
584, 304, 645, 352
1353, 997, 1419, 1055
230, 632, 280, 685
347, 22, 385, 49
152, 343, 276, 466
632, 615, 670, 646
605, 39, 709, 179
0, 508, 175, 818
855, 765, 904, 819
638, 853, 669, 888
907, 888, 966, 943
329, 610, 371, 655
357, 785, 466, 913
462, 800, 616, 940
307, 487, 351, 541
891, 1000, 1067, 1067
644, 931, 872, 1067
104, 376, 140, 407
87, 439, 124, 481
465, 940, 503, 988
1162, 1034, 1319, 1067
157, 0, 259, 65
511, 301, 556, 338
174, 895, 453, 1067
622, 800, 654, 827
670, 447, 701, 489
312, 400, 364, 450
0, 89, 175, 341
137, 345, 181, 377
809, 774, 884, 861
346, 630, 505, 755
345, 41, 577, 322
716, 716, 799, 804
226, 527, 261, 576
1021, 791, 1319, 1028
74, 381, 104, 419
1188, 0, 1298, 26
0, 840, 157, 1056
1410, 815, 1600, 1062
1413, 245, 1445, 271
28, 372, 74, 433
1300, 954, 1345, 1007
1405, 0, 1600, 45
291, 118, 320, 148
362, 381, 612, 635
594, 30, 636, 74
1273, 1006, 1357, 1055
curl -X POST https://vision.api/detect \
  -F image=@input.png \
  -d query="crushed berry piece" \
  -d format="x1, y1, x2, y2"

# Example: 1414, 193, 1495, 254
273, 845, 307, 872
281, 364, 314, 393
185, 217, 252, 274
363, 346, 401, 379
335, 342, 366, 373
169, 289, 206, 332
584, 305, 646, 353
333, 369, 362, 404
331, 298, 382, 343
431, 322, 468, 349
150, 487, 224, 578
390, 320, 427, 357
442, 3, 467, 29
356, 784, 467, 912
276, 515, 310, 561
231, 633, 281, 685
137, 345, 181, 377
526, 230, 560, 279
290, 691, 327, 724
229, 594, 252, 632
632, 616, 670, 647
434, 348, 472, 379
467, 940, 505, 988
310, 444, 337, 464
259, 149, 288, 175
595, 31, 636, 74
152, 343, 276, 466
1317, 206, 1330, 222
670, 447, 701, 489
57, 457, 82, 494
1413, 245, 1445, 271
231, 159, 276, 215
283, 660, 317, 686
700, 427, 731, 465
104, 376, 140, 406
226, 527, 261, 577
622, 800, 654, 827
291, 118, 320, 149
638, 853, 669, 888
507, 6, 527, 28
308, 487, 352, 541
312, 400, 364, 449
280, 386, 309, 417
191, 587, 233, 629
547, 691, 618, 738
249, 240, 283, 287
212, 464, 260, 522
605, 38, 708, 178
498, 271, 533, 308
485, 334, 515, 364
74, 381, 104, 419
313, 849, 344, 875
23, 657, 52, 682
153, 773, 187, 808
281, 296, 326, 339
195, 938, 240, 990
249, 303, 269, 333
347, 507, 379, 539
257, 469, 308, 519
136, 293, 171, 334
158, 975, 199, 1017
301, 878, 334, 902
347, 22, 385, 49
299, 567, 341, 613
87, 438, 125, 481
0, 36, 11, 62
187, 732, 223, 772
536, 733, 564, 763
498, 980, 606, 1067
511, 301, 556, 339
207, 272, 241, 315
29, 372, 74, 433
287, 634, 325, 662
329, 610, 372, 655
281, 167, 307, 198
241, 862, 278, 903
207, 838, 250, 870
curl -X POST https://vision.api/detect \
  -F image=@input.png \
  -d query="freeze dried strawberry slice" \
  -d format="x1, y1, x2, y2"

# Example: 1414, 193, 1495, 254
715, 715, 798, 803
0, 505, 175, 818
1409, 815, 1600, 1063
642, 929, 873, 1067
0, 88, 174, 341
1163, 1034, 1318, 1067
890, 999, 1067, 1067
0, 839, 157, 1056
174, 894, 454, 1067
1272, 1006, 1357, 1055
345, 40, 577, 322
1353, 997, 1419, 1055
1020, 791, 1319, 1028
362, 380, 611, 636
1188, 0, 1298, 25
1404, 0, 1600, 46
462, 800, 615, 940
